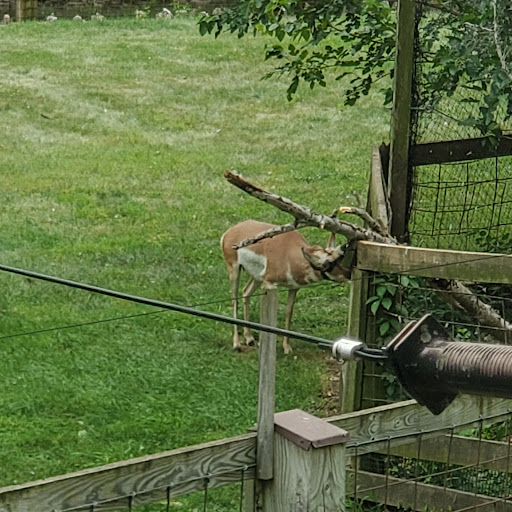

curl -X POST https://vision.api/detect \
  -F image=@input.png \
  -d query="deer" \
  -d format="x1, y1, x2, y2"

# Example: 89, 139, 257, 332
221, 219, 351, 354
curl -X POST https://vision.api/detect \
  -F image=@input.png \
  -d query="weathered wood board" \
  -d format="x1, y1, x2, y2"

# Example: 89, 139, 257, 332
356, 241, 512, 284
387, 0, 416, 239
0, 434, 257, 512
350, 470, 512, 512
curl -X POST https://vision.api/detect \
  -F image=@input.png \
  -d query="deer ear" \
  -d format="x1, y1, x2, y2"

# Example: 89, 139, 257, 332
327, 232, 336, 248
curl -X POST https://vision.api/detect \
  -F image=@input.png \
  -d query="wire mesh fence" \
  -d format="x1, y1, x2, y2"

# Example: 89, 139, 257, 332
348, 412, 512, 512
407, 1, 512, 253
408, 157, 512, 252
360, 272, 512, 410
411, 2, 512, 145
48, 478, 249, 512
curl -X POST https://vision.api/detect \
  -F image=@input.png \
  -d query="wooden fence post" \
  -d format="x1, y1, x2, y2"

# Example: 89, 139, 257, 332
258, 409, 349, 511
341, 145, 389, 414
340, 268, 368, 413
245, 289, 278, 512
388, 0, 416, 240
256, 289, 278, 480
16, 0, 37, 21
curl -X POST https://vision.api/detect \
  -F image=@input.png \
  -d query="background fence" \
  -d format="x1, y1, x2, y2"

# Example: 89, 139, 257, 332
2, 0, 231, 20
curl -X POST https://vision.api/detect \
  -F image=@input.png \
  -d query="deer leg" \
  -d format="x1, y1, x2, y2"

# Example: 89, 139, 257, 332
228, 265, 242, 352
283, 289, 298, 355
242, 278, 261, 346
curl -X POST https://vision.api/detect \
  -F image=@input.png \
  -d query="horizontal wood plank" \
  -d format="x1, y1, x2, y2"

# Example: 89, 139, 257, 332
329, 396, 512, 456
356, 241, 512, 284
380, 435, 512, 473
410, 136, 512, 166
350, 470, 512, 512
0, 434, 257, 512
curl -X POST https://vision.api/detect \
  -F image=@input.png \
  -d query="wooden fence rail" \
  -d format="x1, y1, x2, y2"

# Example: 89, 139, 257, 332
0, 434, 257, 512
1, 395, 511, 511
356, 241, 512, 285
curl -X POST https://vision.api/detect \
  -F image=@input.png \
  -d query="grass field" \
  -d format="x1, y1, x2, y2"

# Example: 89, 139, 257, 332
0, 15, 389, 509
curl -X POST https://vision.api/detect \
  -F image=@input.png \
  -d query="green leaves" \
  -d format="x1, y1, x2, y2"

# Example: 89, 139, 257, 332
200, 0, 395, 107
419, 0, 512, 140
366, 275, 420, 341
367, 284, 393, 314
200, 0, 512, 141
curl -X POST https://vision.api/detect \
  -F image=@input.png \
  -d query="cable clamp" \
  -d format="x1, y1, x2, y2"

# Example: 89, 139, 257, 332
332, 338, 366, 362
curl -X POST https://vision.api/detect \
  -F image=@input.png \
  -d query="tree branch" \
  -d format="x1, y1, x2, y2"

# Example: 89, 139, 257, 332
224, 170, 394, 244
234, 222, 301, 249
225, 170, 512, 344
339, 206, 388, 236
492, 0, 512, 84
431, 279, 512, 344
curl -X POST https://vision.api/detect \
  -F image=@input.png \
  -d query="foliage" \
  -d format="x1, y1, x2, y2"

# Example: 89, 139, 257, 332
366, 274, 421, 402
169, 0, 194, 15
200, 0, 396, 104
474, 229, 512, 255
366, 274, 418, 340
367, 271, 500, 347
200, 0, 512, 140
418, 0, 512, 142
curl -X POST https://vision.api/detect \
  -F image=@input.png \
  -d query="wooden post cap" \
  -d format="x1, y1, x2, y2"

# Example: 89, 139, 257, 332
274, 409, 350, 451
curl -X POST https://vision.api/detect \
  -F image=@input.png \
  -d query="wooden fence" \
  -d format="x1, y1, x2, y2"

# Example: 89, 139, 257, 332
340, 135, 512, 413
15, 0, 36, 20
3, 0, 232, 20
1, 394, 511, 511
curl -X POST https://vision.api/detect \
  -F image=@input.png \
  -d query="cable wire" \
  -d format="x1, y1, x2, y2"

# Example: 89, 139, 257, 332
0, 309, 168, 341
0, 246, 508, 350
0, 263, 335, 349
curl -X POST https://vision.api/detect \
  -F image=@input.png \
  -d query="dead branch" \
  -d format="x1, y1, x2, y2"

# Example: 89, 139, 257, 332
234, 222, 300, 249
431, 279, 512, 344
339, 206, 388, 236
225, 170, 512, 344
225, 170, 394, 245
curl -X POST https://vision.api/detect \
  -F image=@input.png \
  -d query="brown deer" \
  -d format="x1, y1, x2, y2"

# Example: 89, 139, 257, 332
221, 220, 351, 354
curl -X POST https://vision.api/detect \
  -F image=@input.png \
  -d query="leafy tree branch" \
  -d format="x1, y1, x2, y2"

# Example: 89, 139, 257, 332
200, 0, 512, 138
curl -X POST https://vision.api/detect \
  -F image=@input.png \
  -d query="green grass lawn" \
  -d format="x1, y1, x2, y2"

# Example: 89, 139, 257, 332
0, 15, 389, 508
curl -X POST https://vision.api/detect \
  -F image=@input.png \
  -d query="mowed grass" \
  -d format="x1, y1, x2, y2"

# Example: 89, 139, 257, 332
0, 16, 389, 508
